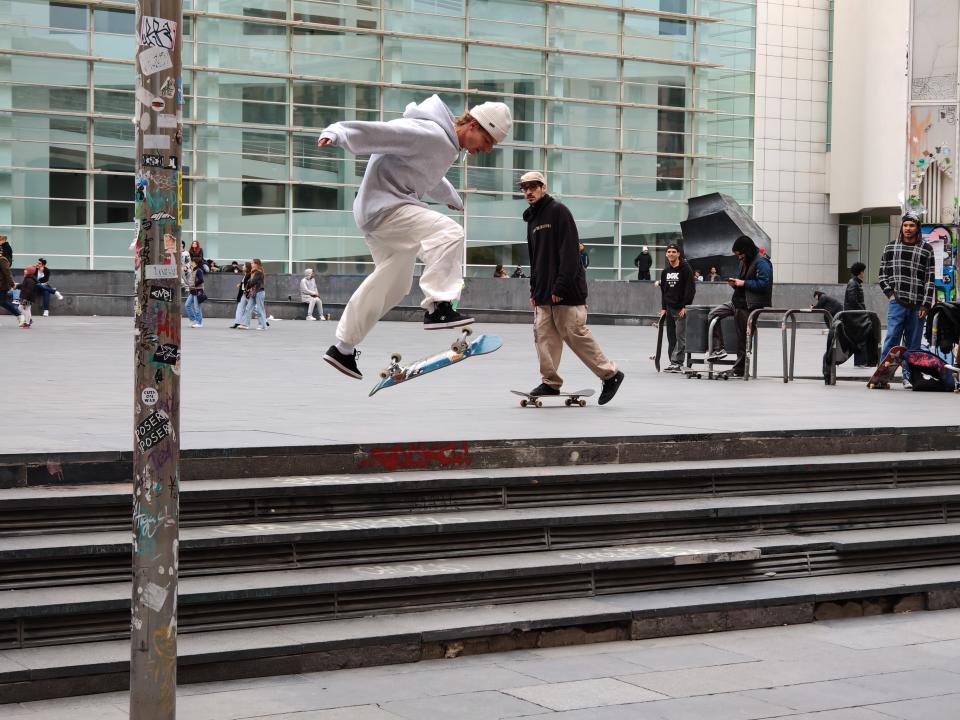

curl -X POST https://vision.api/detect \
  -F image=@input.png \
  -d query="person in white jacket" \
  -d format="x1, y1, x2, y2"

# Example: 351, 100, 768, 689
300, 268, 324, 320
317, 95, 512, 379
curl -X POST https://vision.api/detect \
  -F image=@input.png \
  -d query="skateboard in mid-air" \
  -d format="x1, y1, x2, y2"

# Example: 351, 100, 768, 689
510, 389, 594, 407
368, 328, 502, 397
866, 345, 905, 389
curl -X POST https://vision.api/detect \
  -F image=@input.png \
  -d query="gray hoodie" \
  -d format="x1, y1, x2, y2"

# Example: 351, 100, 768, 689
319, 95, 464, 232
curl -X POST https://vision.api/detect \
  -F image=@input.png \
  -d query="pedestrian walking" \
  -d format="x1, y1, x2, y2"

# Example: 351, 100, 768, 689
231, 261, 252, 328
878, 212, 935, 385
17, 264, 38, 329
185, 256, 205, 328
845, 261, 868, 366
658, 243, 696, 373
634, 246, 652, 281
241, 258, 267, 330
34, 258, 64, 316
300, 268, 324, 320
519, 171, 624, 405
317, 95, 513, 379
707, 236, 773, 376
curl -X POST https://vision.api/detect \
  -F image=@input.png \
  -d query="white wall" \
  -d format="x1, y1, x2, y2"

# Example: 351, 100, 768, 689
828, 0, 908, 214
753, 0, 837, 283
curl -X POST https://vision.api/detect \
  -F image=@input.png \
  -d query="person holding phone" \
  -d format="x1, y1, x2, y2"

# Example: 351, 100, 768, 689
707, 235, 773, 376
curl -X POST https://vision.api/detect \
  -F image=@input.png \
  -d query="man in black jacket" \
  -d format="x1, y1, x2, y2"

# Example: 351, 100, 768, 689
844, 262, 867, 366
634, 246, 652, 281
520, 171, 624, 405
658, 243, 696, 372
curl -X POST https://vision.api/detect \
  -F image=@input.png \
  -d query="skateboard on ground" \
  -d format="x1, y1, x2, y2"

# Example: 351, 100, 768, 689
368, 328, 502, 397
866, 345, 905, 389
650, 314, 665, 371
510, 389, 595, 408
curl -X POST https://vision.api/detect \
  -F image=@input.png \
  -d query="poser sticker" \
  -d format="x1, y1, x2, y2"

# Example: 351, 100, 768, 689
141, 388, 159, 406
139, 45, 173, 75
140, 17, 176, 50
145, 264, 178, 279
136, 410, 171, 451
157, 113, 177, 128
143, 134, 170, 150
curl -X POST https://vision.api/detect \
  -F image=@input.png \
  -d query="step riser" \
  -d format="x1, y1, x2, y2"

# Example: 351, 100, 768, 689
5, 543, 960, 649
4, 464, 960, 536
5, 426, 960, 489
5, 504, 960, 590
1, 589, 957, 705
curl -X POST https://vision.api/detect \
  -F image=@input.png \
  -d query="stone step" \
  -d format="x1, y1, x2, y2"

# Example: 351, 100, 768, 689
2, 564, 958, 704
3, 486, 960, 589
3, 524, 960, 650
4, 450, 960, 535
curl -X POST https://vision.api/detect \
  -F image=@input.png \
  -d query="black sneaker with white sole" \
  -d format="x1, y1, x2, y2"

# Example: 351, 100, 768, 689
529, 383, 561, 397
598, 370, 624, 405
707, 350, 728, 361
423, 302, 474, 330
324, 345, 362, 379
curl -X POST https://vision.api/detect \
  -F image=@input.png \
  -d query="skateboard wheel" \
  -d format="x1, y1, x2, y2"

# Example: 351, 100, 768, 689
535, 400, 543, 408
564, 398, 572, 406
390, 353, 401, 363
520, 399, 528, 407
451, 342, 464, 352
461, 327, 473, 337
379, 370, 389, 379
578, 399, 587, 407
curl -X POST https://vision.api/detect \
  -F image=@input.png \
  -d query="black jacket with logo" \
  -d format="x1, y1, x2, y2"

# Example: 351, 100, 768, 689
524, 195, 588, 306
659, 261, 696, 310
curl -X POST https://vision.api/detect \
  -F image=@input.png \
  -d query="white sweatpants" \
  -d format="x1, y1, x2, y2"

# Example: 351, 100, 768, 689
305, 297, 323, 319
336, 203, 465, 347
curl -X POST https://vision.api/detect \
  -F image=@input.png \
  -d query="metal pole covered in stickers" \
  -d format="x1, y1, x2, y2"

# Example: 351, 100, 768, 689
131, 0, 182, 715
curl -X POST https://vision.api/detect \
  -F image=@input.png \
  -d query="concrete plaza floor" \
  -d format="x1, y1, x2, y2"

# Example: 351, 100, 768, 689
3, 609, 959, 719
1, 315, 956, 455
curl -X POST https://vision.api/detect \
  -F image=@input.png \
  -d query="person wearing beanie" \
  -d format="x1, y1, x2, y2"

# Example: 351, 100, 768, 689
706, 235, 773, 376
317, 95, 512, 379
658, 242, 696, 372
633, 245, 652, 281
519, 171, 625, 405
877, 212, 935, 385
300, 267, 324, 321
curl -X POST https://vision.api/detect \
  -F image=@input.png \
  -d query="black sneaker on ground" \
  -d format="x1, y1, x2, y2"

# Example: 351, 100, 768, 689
598, 370, 624, 405
529, 383, 561, 397
423, 302, 475, 330
707, 350, 727, 361
665, 363, 683, 373
323, 345, 362, 379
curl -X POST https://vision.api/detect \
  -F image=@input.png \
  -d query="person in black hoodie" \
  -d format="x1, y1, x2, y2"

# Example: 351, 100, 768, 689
519, 171, 624, 405
844, 262, 868, 366
707, 235, 773, 376
658, 243, 696, 372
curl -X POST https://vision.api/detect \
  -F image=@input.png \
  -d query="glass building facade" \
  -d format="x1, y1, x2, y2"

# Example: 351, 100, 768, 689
0, 0, 755, 276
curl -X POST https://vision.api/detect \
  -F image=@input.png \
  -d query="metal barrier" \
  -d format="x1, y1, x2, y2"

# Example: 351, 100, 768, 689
783, 308, 833, 382
825, 310, 881, 385
743, 308, 791, 381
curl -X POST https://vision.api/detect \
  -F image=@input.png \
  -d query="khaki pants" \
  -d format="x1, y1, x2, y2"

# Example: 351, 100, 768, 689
534, 305, 617, 387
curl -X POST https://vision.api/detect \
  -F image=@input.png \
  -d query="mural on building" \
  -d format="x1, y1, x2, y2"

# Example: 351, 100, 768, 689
908, 107, 958, 225
922, 224, 957, 302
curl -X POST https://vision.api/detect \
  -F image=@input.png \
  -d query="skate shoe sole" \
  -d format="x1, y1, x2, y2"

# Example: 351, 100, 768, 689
423, 316, 476, 330
323, 353, 363, 380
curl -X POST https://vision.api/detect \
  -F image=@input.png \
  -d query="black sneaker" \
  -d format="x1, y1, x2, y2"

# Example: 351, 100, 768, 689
598, 370, 624, 405
707, 349, 727, 361
324, 345, 362, 379
529, 383, 561, 397
423, 302, 474, 330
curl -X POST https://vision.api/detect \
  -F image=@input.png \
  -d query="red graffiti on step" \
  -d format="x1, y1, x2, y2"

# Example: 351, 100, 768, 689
359, 441, 472, 472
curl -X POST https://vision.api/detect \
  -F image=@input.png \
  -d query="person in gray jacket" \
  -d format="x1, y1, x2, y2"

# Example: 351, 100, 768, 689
300, 268, 324, 321
317, 95, 513, 379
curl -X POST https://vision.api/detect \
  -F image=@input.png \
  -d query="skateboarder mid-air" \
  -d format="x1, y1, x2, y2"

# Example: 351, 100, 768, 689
519, 171, 625, 405
317, 96, 513, 379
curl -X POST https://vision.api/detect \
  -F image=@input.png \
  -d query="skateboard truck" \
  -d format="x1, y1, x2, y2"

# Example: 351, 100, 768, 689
450, 327, 473, 353
379, 352, 403, 380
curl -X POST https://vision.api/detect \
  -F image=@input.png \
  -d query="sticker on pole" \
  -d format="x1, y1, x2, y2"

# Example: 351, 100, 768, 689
139, 46, 173, 76
140, 17, 176, 50
141, 388, 159, 406
145, 264, 177, 279
136, 410, 171, 452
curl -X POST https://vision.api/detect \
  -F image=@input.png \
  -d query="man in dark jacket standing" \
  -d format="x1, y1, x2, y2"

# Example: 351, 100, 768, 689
707, 235, 773, 376
844, 262, 867, 366
634, 246, 652, 281
658, 243, 696, 372
520, 171, 624, 405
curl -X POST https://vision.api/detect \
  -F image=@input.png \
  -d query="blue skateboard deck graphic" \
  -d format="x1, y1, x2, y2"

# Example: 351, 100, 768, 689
369, 332, 502, 397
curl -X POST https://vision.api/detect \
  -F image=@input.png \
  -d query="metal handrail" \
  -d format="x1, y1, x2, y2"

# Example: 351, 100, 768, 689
743, 308, 791, 381
825, 310, 881, 385
783, 308, 833, 382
